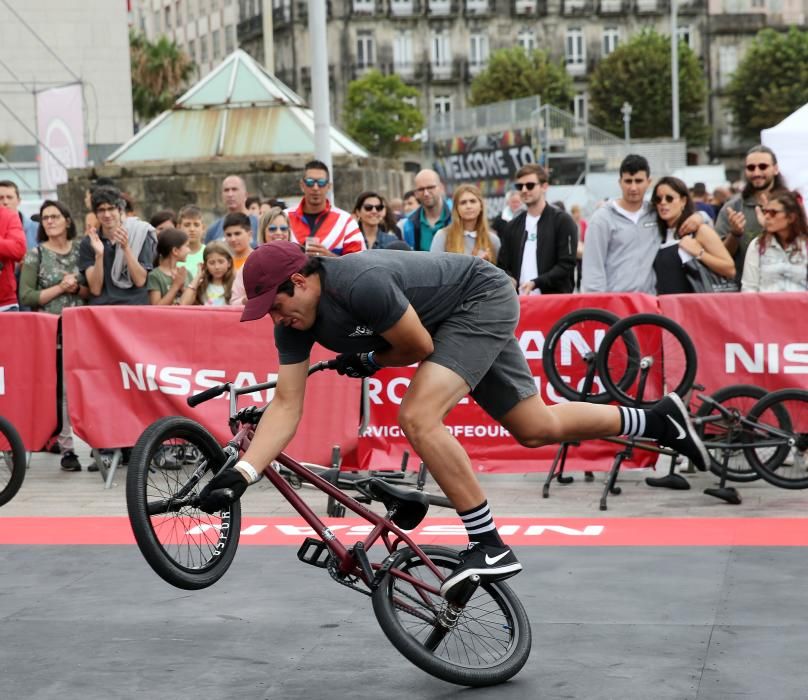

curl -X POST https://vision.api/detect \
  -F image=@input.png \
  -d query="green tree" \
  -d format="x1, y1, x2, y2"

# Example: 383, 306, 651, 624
130, 32, 195, 124
343, 70, 425, 158
468, 47, 574, 108
727, 27, 808, 141
588, 30, 709, 145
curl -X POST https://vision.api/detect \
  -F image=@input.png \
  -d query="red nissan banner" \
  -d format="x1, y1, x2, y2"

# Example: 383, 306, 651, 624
61, 306, 360, 465
0, 312, 59, 449
658, 292, 808, 395
358, 294, 660, 474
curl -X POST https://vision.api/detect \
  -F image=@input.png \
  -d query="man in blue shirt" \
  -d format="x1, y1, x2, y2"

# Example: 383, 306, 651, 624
401, 169, 451, 251
204, 175, 258, 245
0, 180, 39, 249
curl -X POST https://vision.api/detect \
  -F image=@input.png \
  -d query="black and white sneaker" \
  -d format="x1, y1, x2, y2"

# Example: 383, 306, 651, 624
440, 543, 522, 598
653, 392, 709, 471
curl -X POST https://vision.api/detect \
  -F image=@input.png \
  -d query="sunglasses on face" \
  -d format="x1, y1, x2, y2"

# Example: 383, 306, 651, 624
746, 163, 770, 172
652, 194, 678, 205
303, 177, 329, 188
761, 207, 785, 217
362, 204, 384, 212
514, 181, 544, 191
268, 224, 289, 232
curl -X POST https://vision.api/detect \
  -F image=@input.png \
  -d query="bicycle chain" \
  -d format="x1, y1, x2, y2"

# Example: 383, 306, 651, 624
326, 556, 370, 597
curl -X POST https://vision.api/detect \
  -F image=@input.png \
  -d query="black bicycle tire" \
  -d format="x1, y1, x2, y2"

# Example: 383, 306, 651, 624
126, 416, 241, 589
596, 313, 697, 408
542, 308, 640, 404
743, 389, 808, 490
372, 545, 531, 687
0, 415, 26, 507
695, 384, 766, 483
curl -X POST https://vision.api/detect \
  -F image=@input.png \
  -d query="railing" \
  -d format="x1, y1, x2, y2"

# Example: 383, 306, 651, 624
236, 14, 263, 41
427, 0, 458, 15
562, 0, 592, 14
389, 0, 421, 16
598, 0, 628, 12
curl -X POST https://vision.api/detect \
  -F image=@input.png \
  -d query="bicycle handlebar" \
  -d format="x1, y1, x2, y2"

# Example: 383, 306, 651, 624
186, 359, 339, 408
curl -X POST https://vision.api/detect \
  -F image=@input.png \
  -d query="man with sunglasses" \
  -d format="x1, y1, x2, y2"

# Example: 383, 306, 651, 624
497, 164, 577, 294
402, 169, 452, 251
715, 145, 787, 281
287, 160, 365, 257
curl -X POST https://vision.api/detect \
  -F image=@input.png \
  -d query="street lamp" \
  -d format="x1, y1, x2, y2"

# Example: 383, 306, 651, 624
621, 101, 632, 146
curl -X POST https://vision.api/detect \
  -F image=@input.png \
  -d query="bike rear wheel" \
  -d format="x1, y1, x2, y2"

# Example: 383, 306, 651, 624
126, 416, 241, 589
372, 545, 531, 687
743, 389, 808, 489
0, 416, 26, 507
542, 308, 640, 404
694, 384, 766, 483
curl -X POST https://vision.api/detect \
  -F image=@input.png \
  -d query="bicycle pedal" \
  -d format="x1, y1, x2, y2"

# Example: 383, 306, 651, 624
297, 537, 331, 568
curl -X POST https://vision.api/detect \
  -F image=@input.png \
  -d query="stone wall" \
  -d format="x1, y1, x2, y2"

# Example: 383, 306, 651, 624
58, 155, 412, 232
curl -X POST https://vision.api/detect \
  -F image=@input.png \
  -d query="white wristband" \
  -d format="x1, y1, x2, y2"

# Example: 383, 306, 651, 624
235, 460, 261, 484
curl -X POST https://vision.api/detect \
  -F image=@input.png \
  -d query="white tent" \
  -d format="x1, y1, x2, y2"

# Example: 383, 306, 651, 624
761, 103, 808, 204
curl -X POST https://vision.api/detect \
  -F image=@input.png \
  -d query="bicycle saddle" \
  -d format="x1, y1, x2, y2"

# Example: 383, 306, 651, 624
365, 478, 429, 530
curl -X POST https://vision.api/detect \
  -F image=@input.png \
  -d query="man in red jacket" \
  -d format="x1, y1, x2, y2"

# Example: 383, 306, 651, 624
0, 206, 26, 311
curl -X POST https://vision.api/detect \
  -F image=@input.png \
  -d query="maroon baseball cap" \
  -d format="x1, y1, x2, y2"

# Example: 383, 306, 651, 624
241, 241, 307, 322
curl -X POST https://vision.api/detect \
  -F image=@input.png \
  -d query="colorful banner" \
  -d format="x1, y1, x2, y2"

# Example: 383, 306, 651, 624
358, 294, 660, 474
658, 292, 808, 395
0, 312, 59, 449
61, 306, 360, 465
35, 82, 87, 195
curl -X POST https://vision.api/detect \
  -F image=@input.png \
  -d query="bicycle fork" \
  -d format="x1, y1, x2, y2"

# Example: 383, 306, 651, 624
424, 575, 481, 650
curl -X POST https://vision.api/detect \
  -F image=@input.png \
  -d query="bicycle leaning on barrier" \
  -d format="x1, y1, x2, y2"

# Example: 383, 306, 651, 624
0, 414, 25, 507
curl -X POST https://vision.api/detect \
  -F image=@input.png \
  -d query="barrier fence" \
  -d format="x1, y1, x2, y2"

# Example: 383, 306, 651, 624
2, 293, 806, 472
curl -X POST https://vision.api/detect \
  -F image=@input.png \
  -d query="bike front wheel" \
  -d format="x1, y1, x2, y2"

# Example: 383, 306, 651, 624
0, 415, 26, 507
372, 545, 531, 687
126, 416, 241, 589
743, 389, 808, 489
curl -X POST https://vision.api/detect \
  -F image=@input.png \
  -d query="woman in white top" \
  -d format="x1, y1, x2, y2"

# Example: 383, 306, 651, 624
742, 189, 808, 292
430, 184, 500, 263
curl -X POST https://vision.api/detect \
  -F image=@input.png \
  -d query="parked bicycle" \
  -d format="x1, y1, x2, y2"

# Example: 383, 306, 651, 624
0, 415, 26, 506
126, 361, 532, 687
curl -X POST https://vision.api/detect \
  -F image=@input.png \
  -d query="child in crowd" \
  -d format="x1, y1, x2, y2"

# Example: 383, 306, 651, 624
223, 212, 254, 270
181, 241, 234, 306
147, 228, 190, 305
149, 210, 177, 232
177, 205, 206, 280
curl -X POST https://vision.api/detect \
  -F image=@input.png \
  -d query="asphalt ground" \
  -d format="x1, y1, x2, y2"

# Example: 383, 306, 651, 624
1, 444, 807, 699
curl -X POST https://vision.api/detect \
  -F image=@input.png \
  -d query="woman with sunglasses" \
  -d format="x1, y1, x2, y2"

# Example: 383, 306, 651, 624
651, 177, 735, 294
18, 200, 87, 471
430, 184, 500, 263
258, 206, 292, 243
741, 189, 808, 292
353, 192, 401, 250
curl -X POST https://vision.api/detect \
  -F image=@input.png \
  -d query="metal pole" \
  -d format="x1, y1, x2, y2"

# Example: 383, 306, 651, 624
671, 0, 680, 140
308, 0, 333, 201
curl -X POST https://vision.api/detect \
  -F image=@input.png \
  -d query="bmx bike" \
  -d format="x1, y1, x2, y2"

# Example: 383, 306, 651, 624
125, 361, 531, 687
0, 415, 26, 507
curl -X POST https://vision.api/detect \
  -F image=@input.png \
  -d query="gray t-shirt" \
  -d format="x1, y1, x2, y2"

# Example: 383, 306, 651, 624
276, 250, 509, 364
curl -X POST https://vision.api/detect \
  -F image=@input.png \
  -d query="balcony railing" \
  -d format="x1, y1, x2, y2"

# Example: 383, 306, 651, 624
351, 0, 377, 15
236, 14, 263, 42
511, 0, 548, 15
562, 0, 592, 14
428, 58, 462, 81
427, 0, 457, 16
598, 0, 628, 13
389, 0, 421, 16
465, 0, 491, 15
565, 58, 587, 77
635, 0, 668, 13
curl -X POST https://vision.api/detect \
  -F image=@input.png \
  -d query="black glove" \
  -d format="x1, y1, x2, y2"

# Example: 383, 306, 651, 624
334, 352, 378, 378
198, 467, 249, 514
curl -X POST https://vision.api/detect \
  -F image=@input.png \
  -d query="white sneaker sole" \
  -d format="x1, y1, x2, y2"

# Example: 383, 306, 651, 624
667, 392, 710, 471
439, 562, 523, 597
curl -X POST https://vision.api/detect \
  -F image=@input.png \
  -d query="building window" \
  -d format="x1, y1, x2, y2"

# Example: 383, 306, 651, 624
469, 32, 489, 70
751, 0, 765, 7
176, 1, 182, 25
165, 5, 171, 29
189, 38, 197, 62
573, 92, 587, 123
200, 34, 209, 62
431, 29, 451, 68
353, 0, 375, 12
187, 0, 195, 19
225, 25, 235, 53
390, 0, 415, 15
677, 25, 692, 49
434, 94, 452, 114
517, 27, 536, 52
565, 27, 585, 66
393, 30, 414, 72
212, 29, 221, 60
467, 0, 489, 12
429, 0, 452, 14
356, 30, 375, 68
602, 26, 619, 56
718, 45, 737, 89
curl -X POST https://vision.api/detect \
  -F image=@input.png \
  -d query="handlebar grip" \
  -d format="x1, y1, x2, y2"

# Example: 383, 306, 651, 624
187, 383, 228, 407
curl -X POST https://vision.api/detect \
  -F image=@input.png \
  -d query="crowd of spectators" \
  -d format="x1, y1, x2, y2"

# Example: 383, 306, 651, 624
1, 147, 806, 470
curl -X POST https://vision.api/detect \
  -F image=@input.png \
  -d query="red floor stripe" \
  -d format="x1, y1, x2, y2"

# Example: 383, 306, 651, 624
1, 517, 808, 546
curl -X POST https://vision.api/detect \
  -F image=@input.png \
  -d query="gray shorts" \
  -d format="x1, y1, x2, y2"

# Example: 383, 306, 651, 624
427, 282, 537, 420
